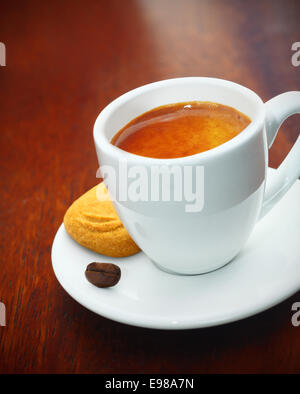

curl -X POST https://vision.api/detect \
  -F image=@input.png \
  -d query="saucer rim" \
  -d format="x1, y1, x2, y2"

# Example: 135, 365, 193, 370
52, 231, 300, 330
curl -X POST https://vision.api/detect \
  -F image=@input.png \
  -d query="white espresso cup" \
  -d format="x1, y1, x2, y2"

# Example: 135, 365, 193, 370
94, 77, 300, 275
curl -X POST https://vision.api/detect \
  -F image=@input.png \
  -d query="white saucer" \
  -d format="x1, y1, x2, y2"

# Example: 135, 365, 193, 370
51, 168, 300, 330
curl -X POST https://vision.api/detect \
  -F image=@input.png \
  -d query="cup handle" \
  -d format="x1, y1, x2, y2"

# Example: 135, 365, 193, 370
259, 91, 300, 219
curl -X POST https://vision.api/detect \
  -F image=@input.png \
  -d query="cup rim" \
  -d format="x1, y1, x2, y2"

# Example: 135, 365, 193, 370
93, 77, 265, 164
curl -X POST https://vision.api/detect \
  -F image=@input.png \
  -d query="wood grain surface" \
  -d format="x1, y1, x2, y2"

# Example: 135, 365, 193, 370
0, 0, 299, 374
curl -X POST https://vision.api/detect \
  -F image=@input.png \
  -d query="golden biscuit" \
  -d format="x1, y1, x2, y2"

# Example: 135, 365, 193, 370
64, 183, 140, 257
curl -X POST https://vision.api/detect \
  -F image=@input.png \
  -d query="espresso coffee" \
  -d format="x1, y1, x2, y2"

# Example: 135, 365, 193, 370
111, 101, 251, 159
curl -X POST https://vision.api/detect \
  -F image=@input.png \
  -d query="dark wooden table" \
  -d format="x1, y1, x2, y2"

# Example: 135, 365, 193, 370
0, 0, 299, 374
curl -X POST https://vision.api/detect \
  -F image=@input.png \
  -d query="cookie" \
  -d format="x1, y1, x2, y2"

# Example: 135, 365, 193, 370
64, 183, 140, 257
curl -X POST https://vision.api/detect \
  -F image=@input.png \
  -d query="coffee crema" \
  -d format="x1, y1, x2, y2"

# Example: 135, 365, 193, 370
111, 101, 251, 159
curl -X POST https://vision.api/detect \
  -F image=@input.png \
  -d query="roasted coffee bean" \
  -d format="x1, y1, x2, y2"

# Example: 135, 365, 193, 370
85, 262, 121, 288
